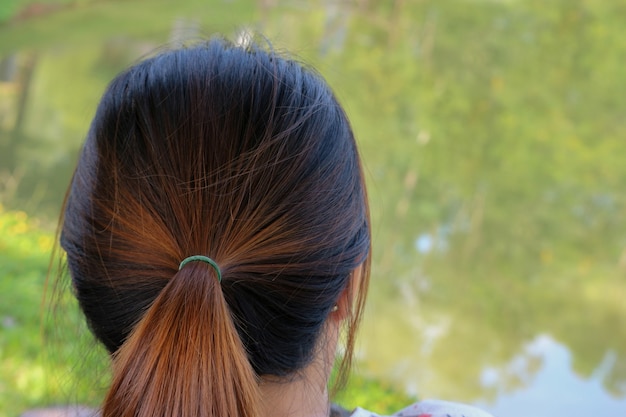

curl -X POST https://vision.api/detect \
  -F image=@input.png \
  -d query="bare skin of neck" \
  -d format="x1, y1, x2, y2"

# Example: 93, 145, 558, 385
260, 268, 359, 417
260, 311, 343, 417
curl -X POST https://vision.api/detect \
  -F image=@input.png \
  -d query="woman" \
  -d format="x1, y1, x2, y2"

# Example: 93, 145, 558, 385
57, 38, 492, 417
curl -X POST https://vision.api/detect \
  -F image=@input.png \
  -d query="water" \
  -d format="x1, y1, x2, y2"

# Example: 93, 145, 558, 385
477, 335, 626, 417
2, 1, 625, 416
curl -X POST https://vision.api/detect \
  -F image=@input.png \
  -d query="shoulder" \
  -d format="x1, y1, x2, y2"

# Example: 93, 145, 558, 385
350, 400, 494, 417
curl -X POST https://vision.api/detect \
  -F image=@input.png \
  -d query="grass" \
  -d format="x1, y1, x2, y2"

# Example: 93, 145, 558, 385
0, 206, 108, 416
0, 205, 415, 416
0, 207, 56, 414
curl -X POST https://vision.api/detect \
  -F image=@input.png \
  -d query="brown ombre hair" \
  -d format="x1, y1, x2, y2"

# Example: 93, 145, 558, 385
60, 38, 370, 417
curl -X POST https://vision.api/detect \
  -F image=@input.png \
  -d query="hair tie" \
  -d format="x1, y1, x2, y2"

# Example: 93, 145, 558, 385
178, 255, 222, 282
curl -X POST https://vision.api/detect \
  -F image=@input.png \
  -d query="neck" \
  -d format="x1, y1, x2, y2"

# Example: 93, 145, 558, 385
259, 330, 338, 417
259, 317, 342, 417
260, 370, 330, 417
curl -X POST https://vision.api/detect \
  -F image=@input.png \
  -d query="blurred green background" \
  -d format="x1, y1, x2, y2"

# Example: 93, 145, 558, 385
1, 1, 626, 416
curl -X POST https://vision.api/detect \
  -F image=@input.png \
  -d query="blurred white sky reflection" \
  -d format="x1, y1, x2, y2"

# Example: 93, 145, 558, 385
476, 334, 626, 417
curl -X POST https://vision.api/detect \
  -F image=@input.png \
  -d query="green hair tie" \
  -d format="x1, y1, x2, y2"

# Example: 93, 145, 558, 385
178, 255, 222, 282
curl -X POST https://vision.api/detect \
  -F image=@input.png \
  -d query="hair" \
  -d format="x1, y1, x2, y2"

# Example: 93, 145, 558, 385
60, 38, 370, 417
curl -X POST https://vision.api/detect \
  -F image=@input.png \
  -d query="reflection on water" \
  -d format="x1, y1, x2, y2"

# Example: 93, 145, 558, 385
478, 335, 626, 417
361, 306, 626, 416
2, 1, 626, 416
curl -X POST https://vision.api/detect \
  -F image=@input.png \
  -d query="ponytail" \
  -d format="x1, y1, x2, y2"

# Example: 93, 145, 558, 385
102, 262, 261, 417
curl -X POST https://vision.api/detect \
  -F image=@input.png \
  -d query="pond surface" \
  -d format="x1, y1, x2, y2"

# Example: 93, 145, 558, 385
2, 1, 626, 416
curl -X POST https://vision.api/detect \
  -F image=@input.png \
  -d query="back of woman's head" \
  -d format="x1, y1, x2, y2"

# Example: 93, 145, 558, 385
60, 38, 370, 417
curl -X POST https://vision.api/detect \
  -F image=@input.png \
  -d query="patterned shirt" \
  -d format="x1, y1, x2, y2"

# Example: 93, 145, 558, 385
350, 400, 494, 417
